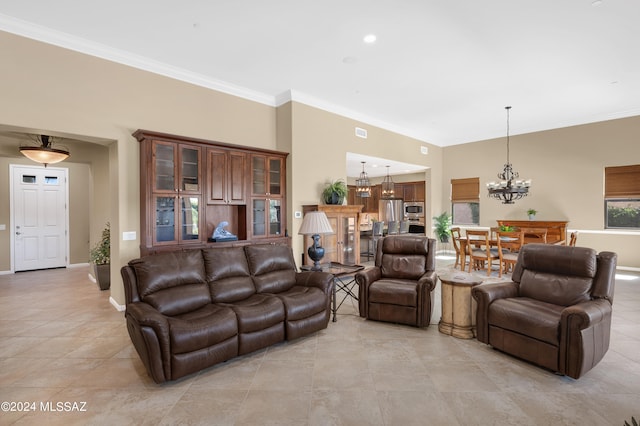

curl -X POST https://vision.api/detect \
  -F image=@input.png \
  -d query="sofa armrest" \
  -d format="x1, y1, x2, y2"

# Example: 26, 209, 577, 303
355, 267, 382, 318
471, 281, 518, 343
559, 299, 613, 378
417, 270, 438, 292
296, 271, 333, 296
125, 302, 172, 383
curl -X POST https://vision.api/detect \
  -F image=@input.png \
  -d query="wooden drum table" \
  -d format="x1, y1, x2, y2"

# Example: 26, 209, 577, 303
438, 272, 484, 339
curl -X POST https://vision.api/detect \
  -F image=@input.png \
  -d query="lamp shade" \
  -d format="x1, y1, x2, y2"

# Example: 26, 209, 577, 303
298, 211, 334, 235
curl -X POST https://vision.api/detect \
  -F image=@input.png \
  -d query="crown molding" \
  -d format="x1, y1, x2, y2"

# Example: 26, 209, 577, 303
0, 14, 276, 106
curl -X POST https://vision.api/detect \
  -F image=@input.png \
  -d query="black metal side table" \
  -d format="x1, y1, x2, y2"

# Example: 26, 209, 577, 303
300, 262, 364, 322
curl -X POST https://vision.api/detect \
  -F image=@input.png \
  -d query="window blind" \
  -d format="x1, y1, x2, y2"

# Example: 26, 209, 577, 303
451, 177, 479, 202
604, 165, 640, 199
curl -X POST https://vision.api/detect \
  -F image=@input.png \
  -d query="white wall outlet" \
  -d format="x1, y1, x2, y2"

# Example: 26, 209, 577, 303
122, 231, 137, 241
294, 211, 302, 219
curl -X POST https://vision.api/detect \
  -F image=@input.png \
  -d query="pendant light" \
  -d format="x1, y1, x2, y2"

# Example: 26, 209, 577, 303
355, 161, 371, 198
486, 106, 531, 204
20, 135, 70, 167
381, 165, 395, 198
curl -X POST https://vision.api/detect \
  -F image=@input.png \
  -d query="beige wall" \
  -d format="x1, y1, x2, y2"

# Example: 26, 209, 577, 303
442, 116, 640, 268
286, 102, 442, 262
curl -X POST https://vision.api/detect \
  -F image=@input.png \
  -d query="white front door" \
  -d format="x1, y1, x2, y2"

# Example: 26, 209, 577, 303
11, 165, 68, 272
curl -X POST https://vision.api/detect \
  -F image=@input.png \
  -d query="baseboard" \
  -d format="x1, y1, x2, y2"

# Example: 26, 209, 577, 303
0, 270, 12, 275
68, 262, 90, 269
110, 296, 125, 312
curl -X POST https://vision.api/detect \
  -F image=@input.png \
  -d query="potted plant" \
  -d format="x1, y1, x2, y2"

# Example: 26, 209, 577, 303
527, 208, 538, 220
432, 212, 452, 243
322, 179, 348, 205
90, 222, 110, 290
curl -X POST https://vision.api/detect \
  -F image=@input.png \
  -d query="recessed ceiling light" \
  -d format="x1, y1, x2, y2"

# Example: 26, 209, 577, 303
363, 34, 377, 44
342, 56, 358, 64
591, 0, 603, 6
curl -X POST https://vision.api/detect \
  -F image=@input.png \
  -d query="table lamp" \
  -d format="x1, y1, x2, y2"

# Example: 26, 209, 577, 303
298, 211, 334, 270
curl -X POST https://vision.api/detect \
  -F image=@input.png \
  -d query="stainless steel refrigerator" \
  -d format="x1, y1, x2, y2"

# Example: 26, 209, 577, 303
378, 198, 404, 224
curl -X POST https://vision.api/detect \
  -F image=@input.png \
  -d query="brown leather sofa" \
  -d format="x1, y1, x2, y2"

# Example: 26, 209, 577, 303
355, 236, 437, 327
121, 244, 333, 383
472, 243, 617, 379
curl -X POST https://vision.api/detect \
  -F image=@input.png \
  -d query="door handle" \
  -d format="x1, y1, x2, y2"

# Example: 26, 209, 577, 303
15, 231, 21, 235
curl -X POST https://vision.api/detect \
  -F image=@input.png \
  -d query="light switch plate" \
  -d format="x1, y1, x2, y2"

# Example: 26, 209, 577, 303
122, 231, 137, 241
294, 211, 302, 219
0, 224, 5, 231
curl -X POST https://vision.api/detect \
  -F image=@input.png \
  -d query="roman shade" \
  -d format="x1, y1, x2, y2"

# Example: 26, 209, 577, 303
604, 165, 640, 199
451, 177, 480, 202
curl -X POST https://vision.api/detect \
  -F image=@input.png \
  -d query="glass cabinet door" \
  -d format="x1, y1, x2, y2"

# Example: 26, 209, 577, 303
154, 143, 176, 192
268, 199, 282, 236
180, 146, 200, 192
341, 216, 357, 264
252, 156, 266, 195
180, 196, 200, 241
155, 196, 176, 243
268, 158, 282, 195
252, 199, 266, 236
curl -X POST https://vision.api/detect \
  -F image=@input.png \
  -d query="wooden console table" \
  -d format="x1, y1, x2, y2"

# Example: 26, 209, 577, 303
496, 220, 569, 245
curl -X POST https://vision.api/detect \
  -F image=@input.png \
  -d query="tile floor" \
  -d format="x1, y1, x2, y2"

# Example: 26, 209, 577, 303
0, 258, 639, 425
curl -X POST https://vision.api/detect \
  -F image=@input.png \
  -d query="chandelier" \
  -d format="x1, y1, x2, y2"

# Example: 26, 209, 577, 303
486, 106, 531, 204
355, 161, 371, 198
381, 165, 395, 198
20, 134, 70, 167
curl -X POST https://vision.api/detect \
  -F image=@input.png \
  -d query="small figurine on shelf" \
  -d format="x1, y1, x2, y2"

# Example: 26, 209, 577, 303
209, 221, 238, 242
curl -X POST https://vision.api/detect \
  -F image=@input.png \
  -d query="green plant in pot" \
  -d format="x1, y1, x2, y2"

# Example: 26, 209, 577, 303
433, 212, 452, 243
90, 222, 110, 291
527, 208, 538, 220
322, 179, 348, 205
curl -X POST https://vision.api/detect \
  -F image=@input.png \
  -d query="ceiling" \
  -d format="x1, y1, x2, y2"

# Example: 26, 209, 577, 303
1, 1, 639, 167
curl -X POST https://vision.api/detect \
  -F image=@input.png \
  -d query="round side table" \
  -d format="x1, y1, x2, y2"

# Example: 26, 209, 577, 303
438, 272, 484, 339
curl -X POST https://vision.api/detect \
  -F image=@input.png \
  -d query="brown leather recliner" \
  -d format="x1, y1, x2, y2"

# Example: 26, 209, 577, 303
472, 243, 617, 379
355, 236, 437, 327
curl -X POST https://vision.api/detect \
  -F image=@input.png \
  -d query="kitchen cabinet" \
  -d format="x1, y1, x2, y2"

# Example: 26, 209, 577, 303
302, 205, 362, 265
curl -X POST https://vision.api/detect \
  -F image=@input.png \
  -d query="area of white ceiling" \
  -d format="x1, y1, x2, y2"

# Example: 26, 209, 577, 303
1, 1, 639, 148
346, 153, 427, 179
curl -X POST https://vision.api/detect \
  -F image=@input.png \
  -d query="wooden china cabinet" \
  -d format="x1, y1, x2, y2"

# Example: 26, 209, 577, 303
134, 130, 289, 256
302, 205, 362, 266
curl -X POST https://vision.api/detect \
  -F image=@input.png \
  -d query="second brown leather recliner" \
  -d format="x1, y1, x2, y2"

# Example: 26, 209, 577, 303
355, 236, 437, 327
472, 243, 617, 379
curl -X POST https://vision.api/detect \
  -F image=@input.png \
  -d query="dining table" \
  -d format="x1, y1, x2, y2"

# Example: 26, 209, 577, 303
455, 232, 565, 271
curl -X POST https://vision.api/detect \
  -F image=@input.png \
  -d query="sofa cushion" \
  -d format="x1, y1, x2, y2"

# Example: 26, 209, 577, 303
380, 256, 426, 281
369, 279, 418, 307
245, 245, 297, 293
221, 294, 285, 333
168, 304, 238, 354
129, 250, 209, 315
275, 286, 326, 321
519, 270, 593, 306
203, 247, 256, 303
488, 297, 563, 345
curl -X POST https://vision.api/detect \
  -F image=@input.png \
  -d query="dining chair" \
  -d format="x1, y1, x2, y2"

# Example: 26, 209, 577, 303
399, 221, 410, 234
450, 227, 464, 270
466, 229, 500, 276
522, 227, 548, 244
496, 230, 524, 277
387, 221, 399, 235
569, 231, 578, 247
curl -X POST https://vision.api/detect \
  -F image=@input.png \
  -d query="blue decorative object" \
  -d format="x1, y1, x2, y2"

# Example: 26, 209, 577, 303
209, 221, 238, 242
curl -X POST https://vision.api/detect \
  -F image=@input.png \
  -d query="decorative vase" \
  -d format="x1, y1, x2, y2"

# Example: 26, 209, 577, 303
528, 214, 536, 220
